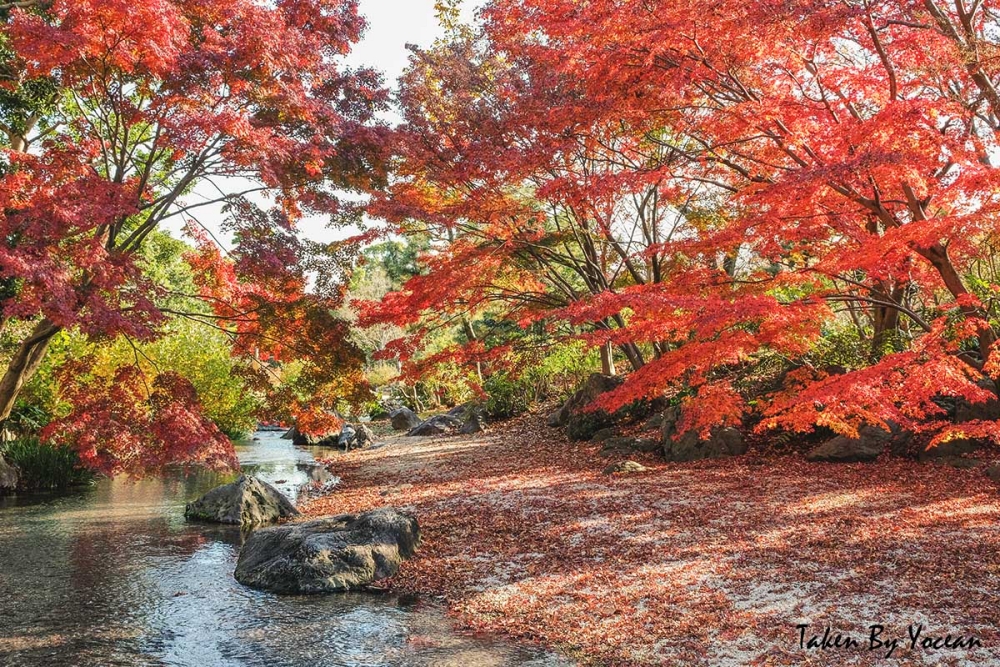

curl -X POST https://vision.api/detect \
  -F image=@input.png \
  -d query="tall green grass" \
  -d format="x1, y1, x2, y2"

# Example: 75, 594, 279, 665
1, 437, 94, 490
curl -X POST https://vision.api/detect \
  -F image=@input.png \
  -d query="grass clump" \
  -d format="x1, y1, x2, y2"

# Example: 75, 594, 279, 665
2, 437, 94, 490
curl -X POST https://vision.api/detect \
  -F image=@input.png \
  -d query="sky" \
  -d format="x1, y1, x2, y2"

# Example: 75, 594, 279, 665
348, 0, 451, 86
180, 0, 478, 246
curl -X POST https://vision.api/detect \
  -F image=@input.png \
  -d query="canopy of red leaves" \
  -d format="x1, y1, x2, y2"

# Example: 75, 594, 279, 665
42, 361, 237, 476
0, 0, 383, 468
365, 0, 1000, 445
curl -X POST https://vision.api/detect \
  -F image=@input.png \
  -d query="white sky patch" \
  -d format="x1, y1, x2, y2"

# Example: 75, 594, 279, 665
174, 0, 481, 249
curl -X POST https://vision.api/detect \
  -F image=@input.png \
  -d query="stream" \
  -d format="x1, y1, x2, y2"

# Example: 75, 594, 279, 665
0, 430, 568, 666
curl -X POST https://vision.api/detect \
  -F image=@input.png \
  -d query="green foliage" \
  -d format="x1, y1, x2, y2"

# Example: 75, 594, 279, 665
810, 324, 868, 370
5, 402, 50, 437
14, 233, 264, 441
483, 340, 599, 420
364, 399, 393, 420
529, 340, 600, 400
2, 437, 94, 490
144, 320, 262, 438
138, 231, 201, 303
358, 238, 428, 288
484, 372, 532, 419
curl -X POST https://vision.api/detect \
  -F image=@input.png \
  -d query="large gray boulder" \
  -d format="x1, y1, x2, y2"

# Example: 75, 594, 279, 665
459, 411, 487, 435
337, 423, 375, 450
806, 434, 884, 463
547, 373, 625, 441
919, 436, 982, 461
664, 427, 746, 462
234, 508, 420, 594
355, 423, 375, 448
337, 424, 357, 448
446, 403, 472, 420
390, 408, 421, 432
919, 383, 1000, 458
936, 379, 1000, 423
291, 426, 341, 447
185, 475, 299, 526
407, 414, 463, 437
660, 406, 682, 443
658, 405, 746, 462
0, 454, 18, 493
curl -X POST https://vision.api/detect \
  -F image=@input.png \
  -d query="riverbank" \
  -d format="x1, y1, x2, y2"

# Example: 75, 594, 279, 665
0, 431, 561, 667
304, 410, 1000, 666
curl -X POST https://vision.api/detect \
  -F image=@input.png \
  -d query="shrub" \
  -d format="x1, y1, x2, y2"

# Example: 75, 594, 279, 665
2, 437, 94, 490
484, 372, 533, 419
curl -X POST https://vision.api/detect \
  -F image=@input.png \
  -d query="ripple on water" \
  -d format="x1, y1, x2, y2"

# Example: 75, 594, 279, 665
0, 431, 571, 667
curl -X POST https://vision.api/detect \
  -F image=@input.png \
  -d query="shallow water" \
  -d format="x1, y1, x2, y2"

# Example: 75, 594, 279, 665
0, 431, 567, 666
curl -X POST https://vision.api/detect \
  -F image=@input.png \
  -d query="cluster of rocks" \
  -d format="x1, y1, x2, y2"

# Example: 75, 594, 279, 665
282, 421, 376, 451
389, 404, 486, 437
548, 373, 1000, 477
799, 387, 1000, 467
185, 475, 420, 594
546, 373, 746, 464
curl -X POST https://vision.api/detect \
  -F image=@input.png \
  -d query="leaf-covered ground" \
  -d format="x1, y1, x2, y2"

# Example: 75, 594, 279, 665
304, 412, 1000, 666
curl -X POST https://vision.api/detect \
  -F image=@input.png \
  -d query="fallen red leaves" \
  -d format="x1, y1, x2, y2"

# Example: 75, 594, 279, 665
303, 411, 1000, 666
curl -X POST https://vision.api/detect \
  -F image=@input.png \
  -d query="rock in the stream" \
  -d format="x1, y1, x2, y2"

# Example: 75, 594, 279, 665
337, 423, 375, 450
354, 423, 375, 448
390, 408, 421, 432
234, 508, 420, 594
184, 475, 299, 526
337, 424, 357, 448
0, 454, 18, 493
290, 426, 341, 447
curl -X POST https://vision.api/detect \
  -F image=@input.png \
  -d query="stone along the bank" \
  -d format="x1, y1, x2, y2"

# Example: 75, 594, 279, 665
234, 508, 420, 594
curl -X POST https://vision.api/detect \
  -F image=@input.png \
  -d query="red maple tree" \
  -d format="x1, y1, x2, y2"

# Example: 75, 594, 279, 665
0, 0, 384, 474
368, 0, 1000, 447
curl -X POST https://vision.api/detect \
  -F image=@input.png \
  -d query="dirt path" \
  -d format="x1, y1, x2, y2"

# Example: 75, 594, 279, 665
303, 411, 1000, 666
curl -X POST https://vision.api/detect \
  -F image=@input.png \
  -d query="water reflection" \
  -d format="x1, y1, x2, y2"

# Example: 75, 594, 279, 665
0, 433, 568, 666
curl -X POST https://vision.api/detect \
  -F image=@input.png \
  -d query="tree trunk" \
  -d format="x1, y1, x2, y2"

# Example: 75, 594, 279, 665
870, 282, 902, 362
618, 341, 646, 372
0, 318, 61, 422
461, 317, 483, 382
920, 243, 997, 366
600, 341, 617, 376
